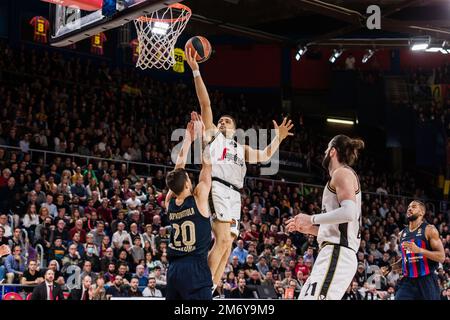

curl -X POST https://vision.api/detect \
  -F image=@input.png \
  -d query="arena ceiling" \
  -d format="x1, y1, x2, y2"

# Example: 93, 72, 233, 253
183, 0, 450, 47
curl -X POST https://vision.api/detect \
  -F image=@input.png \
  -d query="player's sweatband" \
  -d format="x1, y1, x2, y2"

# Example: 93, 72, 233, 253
311, 200, 357, 225
193, 70, 201, 78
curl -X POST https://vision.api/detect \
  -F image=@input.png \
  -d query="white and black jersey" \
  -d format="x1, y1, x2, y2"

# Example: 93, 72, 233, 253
317, 166, 362, 252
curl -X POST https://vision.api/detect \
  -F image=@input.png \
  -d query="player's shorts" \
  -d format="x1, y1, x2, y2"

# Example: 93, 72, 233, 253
395, 273, 441, 300
299, 243, 357, 300
166, 255, 213, 300
209, 179, 242, 238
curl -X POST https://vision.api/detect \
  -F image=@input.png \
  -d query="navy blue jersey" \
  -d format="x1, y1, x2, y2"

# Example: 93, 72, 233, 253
167, 195, 211, 261
399, 222, 438, 278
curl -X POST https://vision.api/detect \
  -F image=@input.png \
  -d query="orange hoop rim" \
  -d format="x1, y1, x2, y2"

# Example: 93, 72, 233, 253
136, 3, 191, 23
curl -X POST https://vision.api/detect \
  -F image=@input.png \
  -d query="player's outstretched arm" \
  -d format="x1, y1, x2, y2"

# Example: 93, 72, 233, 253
174, 120, 196, 170
165, 120, 196, 208
185, 48, 216, 135
190, 112, 211, 218
245, 117, 294, 164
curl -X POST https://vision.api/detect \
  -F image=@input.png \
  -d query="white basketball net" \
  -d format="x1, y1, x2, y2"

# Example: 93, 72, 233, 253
134, 4, 191, 70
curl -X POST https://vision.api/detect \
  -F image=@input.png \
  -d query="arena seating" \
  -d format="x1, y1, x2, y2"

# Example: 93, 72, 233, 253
0, 41, 449, 301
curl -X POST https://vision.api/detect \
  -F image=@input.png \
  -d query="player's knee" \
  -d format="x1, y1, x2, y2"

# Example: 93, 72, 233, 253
215, 233, 232, 249
217, 236, 230, 249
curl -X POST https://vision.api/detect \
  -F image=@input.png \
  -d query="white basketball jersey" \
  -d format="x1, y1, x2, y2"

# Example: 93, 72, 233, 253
208, 131, 246, 189
317, 167, 362, 252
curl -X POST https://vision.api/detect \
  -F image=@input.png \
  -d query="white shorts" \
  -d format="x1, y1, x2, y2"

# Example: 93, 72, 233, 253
299, 244, 357, 300
209, 180, 242, 237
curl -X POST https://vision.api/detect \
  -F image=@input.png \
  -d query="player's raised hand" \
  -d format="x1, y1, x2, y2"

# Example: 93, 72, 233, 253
273, 117, 294, 141
191, 111, 205, 141
186, 120, 195, 142
185, 47, 199, 71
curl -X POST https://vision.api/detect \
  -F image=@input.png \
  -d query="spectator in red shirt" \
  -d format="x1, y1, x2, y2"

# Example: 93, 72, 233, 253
242, 223, 260, 243
294, 256, 308, 276
104, 262, 117, 284
97, 198, 112, 224
84, 198, 97, 218
69, 219, 87, 243
0, 168, 11, 188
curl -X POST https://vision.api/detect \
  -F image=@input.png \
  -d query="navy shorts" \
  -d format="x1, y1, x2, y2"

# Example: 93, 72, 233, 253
395, 273, 441, 300
166, 256, 213, 300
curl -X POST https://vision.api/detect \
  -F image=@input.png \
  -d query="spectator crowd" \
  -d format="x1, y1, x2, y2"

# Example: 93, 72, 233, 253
0, 41, 448, 300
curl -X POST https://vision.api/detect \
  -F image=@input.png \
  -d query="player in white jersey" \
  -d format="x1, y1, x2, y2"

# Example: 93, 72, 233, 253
287, 135, 364, 300
186, 49, 294, 289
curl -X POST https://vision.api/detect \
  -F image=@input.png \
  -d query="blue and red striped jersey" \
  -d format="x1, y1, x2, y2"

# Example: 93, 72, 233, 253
399, 222, 438, 278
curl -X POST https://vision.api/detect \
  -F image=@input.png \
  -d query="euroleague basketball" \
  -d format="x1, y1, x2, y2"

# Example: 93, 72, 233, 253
185, 36, 212, 63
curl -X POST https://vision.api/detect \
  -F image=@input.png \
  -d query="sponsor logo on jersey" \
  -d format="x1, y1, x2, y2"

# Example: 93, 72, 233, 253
217, 148, 245, 167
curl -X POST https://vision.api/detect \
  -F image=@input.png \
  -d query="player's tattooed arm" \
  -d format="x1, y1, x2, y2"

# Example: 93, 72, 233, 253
245, 117, 294, 164
427, 225, 446, 263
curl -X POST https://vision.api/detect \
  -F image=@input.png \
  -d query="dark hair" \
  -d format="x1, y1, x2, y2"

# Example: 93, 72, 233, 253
411, 200, 426, 213
166, 168, 188, 195
96, 273, 105, 282
219, 114, 237, 128
330, 135, 365, 166
45, 269, 54, 276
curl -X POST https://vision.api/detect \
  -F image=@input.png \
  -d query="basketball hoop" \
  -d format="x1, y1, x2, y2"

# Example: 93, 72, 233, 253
134, 3, 191, 70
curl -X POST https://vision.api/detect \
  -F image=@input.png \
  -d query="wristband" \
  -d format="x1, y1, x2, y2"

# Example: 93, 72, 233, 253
193, 70, 201, 78
311, 215, 315, 224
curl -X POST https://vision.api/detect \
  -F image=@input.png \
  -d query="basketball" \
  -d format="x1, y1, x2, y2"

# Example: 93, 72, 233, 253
185, 36, 212, 63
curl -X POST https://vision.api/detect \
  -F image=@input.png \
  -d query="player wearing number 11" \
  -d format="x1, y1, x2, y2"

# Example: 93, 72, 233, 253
164, 112, 213, 300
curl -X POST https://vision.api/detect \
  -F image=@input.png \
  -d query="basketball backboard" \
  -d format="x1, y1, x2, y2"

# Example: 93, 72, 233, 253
46, 0, 181, 47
